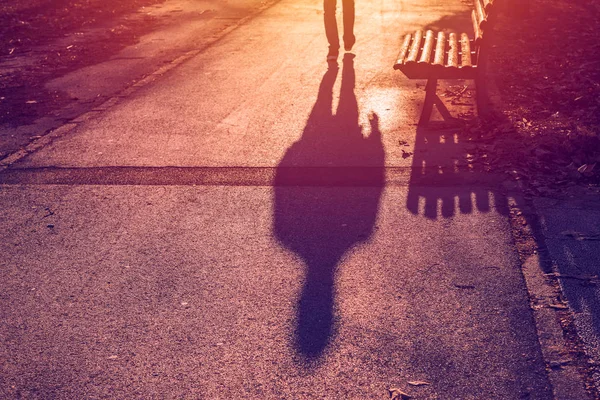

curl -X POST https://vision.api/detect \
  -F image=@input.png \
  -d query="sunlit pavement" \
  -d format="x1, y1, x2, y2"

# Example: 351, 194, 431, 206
0, 0, 565, 398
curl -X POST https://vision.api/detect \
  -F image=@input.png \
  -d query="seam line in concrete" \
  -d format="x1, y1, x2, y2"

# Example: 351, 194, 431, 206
0, 166, 507, 187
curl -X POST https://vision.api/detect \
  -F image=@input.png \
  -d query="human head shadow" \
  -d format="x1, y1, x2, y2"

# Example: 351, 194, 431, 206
273, 54, 385, 362
406, 125, 509, 219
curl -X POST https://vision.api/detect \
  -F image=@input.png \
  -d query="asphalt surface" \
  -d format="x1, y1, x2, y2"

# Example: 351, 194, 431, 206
0, 0, 563, 398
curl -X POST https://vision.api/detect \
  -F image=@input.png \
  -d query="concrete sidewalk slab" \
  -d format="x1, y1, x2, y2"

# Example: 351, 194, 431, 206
0, 185, 552, 399
10, 0, 473, 170
0, 0, 285, 160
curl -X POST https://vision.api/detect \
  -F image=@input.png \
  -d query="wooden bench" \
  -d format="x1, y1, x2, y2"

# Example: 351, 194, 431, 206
394, 0, 497, 125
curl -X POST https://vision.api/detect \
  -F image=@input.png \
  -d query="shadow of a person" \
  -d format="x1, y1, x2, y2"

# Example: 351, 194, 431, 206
273, 54, 385, 362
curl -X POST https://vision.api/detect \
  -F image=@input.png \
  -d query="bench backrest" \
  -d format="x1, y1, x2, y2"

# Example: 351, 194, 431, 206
471, 0, 498, 70
472, 0, 497, 45
394, 0, 499, 74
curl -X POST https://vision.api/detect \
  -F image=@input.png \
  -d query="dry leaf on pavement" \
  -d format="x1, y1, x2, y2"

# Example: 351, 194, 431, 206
408, 381, 431, 386
389, 388, 412, 399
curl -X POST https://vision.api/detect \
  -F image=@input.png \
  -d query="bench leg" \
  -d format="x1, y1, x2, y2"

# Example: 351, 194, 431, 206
433, 93, 456, 122
418, 78, 438, 126
419, 78, 460, 126
475, 50, 493, 120
476, 76, 491, 120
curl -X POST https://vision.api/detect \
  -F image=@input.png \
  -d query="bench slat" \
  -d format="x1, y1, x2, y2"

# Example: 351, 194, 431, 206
418, 30, 436, 64
406, 30, 423, 64
447, 32, 459, 68
392, 0, 496, 124
460, 33, 473, 68
433, 31, 446, 67
395, 65, 477, 79
395, 34, 413, 67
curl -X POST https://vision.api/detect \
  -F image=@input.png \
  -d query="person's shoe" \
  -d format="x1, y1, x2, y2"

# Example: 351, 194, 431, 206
343, 34, 355, 51
327, 48, 339, 61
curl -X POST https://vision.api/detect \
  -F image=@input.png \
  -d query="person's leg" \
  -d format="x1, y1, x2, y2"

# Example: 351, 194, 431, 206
342, 0, 355, 50
324, 0, 339, 58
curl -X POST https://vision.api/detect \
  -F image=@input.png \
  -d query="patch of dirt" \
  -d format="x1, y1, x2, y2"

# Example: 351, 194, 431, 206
0, 0, 165, 126
466, 0, 600, 196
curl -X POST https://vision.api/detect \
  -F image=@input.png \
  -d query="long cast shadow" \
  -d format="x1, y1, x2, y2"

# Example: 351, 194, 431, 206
273, 55, 385, 361
406, 127, 509, 219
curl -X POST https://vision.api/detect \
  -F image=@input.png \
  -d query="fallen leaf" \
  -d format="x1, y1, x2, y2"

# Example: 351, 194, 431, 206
454, 284, 475, 290
408, 381, 430, 386
549, 360, 571, 369
561, 231, 600, 241
545, 272, 599, 281
578, 164, 590, 173
401, 149, 413, 159
584, 163, 596, 174
548, 304, 568, 310
389, 388, 412, 399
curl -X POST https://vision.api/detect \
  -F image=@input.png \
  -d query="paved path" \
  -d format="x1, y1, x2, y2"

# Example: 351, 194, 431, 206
0, 0, 564, 398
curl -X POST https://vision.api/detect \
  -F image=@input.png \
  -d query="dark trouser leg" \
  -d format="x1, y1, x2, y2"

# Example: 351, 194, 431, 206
342, 0, 355, 49
324, 0, 339, 51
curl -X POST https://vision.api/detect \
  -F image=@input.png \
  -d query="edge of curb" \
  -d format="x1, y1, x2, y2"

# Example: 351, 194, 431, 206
488, 68, 596, 398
